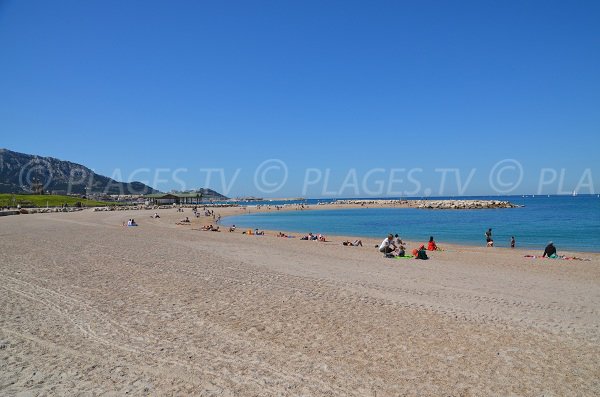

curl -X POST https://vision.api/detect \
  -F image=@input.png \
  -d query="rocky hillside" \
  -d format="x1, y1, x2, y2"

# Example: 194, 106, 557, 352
0, 149, 159, 195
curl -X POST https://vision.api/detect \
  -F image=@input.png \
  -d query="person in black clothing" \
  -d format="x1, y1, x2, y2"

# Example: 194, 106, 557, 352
485, 228, 492, 243
543, 242, 557, 257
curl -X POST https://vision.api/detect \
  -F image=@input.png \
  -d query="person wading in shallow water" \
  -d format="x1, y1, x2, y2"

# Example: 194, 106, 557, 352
485, 228, 493, 245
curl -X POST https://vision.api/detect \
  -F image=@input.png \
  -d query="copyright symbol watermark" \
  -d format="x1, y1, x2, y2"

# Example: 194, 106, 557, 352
18, 158, 54, 192
489, 159, 523, 193
254, 159, 288, 194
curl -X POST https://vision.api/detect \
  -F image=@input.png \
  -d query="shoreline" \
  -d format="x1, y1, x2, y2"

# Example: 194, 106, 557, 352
210, 204, 599, 258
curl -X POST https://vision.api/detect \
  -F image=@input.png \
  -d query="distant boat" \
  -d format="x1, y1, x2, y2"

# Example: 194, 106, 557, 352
573, 190, 578, 197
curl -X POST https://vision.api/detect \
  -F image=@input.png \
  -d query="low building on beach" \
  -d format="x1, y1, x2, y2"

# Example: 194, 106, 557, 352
144, 193, 204, 205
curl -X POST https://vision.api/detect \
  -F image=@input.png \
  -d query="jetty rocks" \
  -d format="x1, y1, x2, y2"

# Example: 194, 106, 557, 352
333, 199, 521, 209
410, 200, 521, 209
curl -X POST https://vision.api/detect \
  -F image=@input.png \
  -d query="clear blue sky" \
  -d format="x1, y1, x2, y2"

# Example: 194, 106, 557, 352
1, 0, 599, 197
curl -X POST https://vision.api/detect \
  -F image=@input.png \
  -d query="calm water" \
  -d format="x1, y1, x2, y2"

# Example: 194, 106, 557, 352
224, 195, 600, 252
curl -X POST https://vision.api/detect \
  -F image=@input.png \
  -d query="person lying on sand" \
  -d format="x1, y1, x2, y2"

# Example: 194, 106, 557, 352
254, 229, 265, 236
301, 232, 318, 241
176, 217, 191, 225
201, 224, 218, 231
343, 239, 363, 246
277, 232, 289, 238
317, 234, 327, 242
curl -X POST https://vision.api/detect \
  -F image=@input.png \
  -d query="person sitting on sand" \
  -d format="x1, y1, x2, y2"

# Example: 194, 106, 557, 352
397, 245, 406, 257
412, 244, 428, 260
487, 239, 494, 247
255, 228, 264, 236
394, 234, 404, 246
427, 236, 438, 251
152, 212, 160, 218
379, 234, 397, 255
229, 225, 236, 232
317, 234, 327, 242
130, 219, 138, 226
543, 241, 557, 258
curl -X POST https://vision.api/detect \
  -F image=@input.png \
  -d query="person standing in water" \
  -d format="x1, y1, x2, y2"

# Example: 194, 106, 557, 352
511, 236, 516, 248
485, 228, 493, 244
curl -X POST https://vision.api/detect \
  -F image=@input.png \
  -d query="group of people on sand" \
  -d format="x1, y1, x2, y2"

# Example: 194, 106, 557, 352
300, 232, 327, 242
378, 234, 442, 259
201, 224, 220, 231
124, 219, 138, 227
379, 234, 407, 257
242, 228, 264, 235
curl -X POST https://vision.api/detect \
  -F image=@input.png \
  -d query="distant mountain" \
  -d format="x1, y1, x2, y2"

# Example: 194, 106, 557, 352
169, 189, 229, 201
0, 149, 159, 195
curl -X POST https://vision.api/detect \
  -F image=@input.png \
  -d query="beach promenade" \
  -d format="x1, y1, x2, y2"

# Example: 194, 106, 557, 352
1, 208, 599, 395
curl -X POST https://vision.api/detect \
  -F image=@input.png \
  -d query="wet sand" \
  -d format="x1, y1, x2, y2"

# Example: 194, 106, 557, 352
1, 207, 599, 395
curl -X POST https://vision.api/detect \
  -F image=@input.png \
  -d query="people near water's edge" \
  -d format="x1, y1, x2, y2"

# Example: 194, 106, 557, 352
485, 228, 493, 246
543, 241, 557, 258
412, 244, 429, 260
229, 225, 236, 232
301, 232, 322, 241
379, 234, 397, 256
394, 234, 404, 247
343, 239, 363, 246
397, 244, 406, 257
427, 236, 438, 251
511, 236, 516, 248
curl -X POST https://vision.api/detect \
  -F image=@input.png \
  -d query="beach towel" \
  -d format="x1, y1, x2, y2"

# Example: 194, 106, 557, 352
524, 255, 589, 261
394, 255, 414, 259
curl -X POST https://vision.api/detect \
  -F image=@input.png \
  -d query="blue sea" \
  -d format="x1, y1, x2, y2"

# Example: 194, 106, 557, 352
223, 195, 600, 252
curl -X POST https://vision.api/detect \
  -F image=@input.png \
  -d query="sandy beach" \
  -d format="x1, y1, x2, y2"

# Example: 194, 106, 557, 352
1, 207, 599, 396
